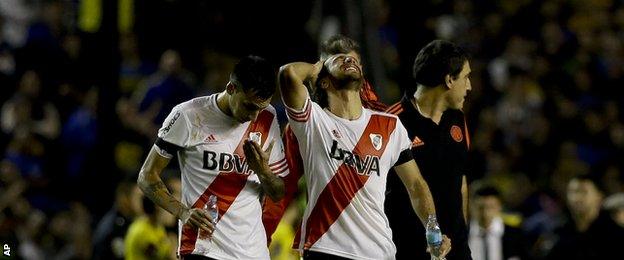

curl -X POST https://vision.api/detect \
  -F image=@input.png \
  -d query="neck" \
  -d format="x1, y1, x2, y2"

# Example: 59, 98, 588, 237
216, 91, 233, 117
412, 85, 448, 124
327, 88, 363, 120
479, 219, 493, 230
572, 207, 600, 232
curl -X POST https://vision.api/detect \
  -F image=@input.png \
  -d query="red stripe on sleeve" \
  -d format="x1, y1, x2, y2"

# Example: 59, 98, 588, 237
285, 100, 311, 122
270, 158, 287, 167
385, 102, 402, 115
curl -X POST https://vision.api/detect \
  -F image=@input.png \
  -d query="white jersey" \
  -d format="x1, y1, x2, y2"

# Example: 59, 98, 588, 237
155, 94, 288, 260
286, 97, 412, 260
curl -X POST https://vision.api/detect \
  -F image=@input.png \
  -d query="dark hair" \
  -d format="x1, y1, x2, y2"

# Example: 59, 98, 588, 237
570, 173, 606, 195
412, 40, 469, 93
313, 65, 330, 108
230, 55, 276, 100
319, 35, 361, 60
474, 185, 502, 199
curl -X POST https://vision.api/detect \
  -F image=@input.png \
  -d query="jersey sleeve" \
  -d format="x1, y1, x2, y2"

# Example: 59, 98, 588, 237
155, 106, 190, 158
266, 115, 289, 177
284, 86, 327, 140
285, 97, 312, 123
389, 119, 413, 167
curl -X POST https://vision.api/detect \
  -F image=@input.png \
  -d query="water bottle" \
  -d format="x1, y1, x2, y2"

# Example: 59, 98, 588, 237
206, 195, 219, 224
426, 215, 445, 260
198, 195, 218, 240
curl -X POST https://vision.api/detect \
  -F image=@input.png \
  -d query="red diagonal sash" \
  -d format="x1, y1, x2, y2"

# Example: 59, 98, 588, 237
301, 114, 397, 249
180, 110, 274, 255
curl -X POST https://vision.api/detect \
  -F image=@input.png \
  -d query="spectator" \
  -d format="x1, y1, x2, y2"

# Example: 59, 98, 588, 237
44, 203, 93, 259
0, 0, 38, 48
124, 197, 173, 260
547, 174, 624, 259
118, 33, 156, 97
603, 192, 624, 228
1, 70, 60, 140
469, 184, 529, 260
118, 49, 195, 141
92, 180, 143, 260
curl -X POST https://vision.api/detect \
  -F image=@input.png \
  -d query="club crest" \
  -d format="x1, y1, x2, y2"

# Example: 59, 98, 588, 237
332, 129, 342, 139
370, 133, 383, 151
249, 132, 262, 144
450, 125, 463, 142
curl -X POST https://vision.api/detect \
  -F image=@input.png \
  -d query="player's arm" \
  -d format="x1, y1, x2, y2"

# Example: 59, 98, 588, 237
278, 61, 323, 110
462, 175, 469, 224
137, 147, 214, 235
244, 140, 285, 201
394, 159, 452, 257
394, 159, 436, 225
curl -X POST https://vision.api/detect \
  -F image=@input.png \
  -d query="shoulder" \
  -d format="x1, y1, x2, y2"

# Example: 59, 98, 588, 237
445, 109, 466, 120
369, 109, 401, 121
385, 101, 405, 115
263, 104, 278, 116
172, 95, 213, 115
260, 105, 281, 124
257, 104, 279, 121
367, 109, 405, 133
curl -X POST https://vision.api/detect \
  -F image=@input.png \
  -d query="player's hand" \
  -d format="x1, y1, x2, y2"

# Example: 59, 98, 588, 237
309, 60, 324, 87
180, 208, 215, 237
426, 235, 451, 258
243, 139, 274, 175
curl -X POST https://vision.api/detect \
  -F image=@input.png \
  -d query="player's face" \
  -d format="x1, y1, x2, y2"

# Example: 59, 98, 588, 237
324, 53, 364, 84
473, 195, 502, 226
447, 61, 472, 110
230, 88, 271, 123
344, 51, 361, 66
567, 179, 603, 216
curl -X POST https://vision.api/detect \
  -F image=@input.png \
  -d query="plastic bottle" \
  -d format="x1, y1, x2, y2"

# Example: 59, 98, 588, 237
198, 195, 218, 240
426, 215, 445, 260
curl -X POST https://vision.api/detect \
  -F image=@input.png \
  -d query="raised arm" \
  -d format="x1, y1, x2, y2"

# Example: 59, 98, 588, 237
278, 61, 323, 110
137, 147, 214, 235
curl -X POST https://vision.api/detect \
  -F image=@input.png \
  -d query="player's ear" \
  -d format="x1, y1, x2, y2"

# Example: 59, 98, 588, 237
319, 78, 330, 90
226, 81, 236, 94
445, 74, 453, 89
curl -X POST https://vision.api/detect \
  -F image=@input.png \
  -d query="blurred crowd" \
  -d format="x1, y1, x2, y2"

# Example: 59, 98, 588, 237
0, 0, 623, 259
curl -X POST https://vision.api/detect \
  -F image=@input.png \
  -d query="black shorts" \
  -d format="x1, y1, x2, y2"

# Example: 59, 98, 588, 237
303, 250, 353, 260
181, 254, 218, 260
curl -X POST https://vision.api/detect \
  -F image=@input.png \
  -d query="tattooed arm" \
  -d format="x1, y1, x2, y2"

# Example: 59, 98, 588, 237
138, 146, 214, 235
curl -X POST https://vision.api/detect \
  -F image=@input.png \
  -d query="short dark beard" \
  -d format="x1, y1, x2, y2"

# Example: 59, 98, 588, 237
332, 74, 363, 90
